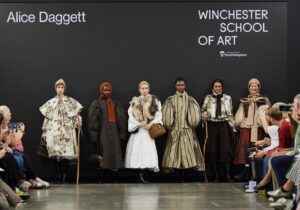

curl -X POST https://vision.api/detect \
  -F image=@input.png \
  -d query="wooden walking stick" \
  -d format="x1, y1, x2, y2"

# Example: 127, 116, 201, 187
76, 128, 81, 185
203, 121, 209, 182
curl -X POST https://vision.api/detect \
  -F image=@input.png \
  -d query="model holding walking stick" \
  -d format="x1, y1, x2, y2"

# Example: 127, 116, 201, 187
39, 79, 83, 183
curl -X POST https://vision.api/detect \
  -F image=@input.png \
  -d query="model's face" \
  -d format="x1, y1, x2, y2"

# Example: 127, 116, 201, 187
249, 83, 259, 95
56, 84, 65, 96
213, 82, 222, 94
102, 86, 111, 98
175, 81, 186, 93
139, 84, 149, 96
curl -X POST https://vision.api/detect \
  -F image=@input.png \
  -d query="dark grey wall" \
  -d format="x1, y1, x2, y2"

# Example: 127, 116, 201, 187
288, 0, 300, 101
0, 1, 293, 180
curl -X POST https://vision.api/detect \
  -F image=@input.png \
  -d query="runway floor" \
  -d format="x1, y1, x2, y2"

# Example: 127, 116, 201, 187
16, 183, 272, 210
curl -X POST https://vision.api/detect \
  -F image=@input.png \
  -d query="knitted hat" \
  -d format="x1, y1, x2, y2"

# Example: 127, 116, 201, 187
55, 79, 66, 89
248, 78, 260, 89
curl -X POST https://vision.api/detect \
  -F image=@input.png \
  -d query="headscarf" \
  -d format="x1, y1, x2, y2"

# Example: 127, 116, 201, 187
100, 82, 116, 123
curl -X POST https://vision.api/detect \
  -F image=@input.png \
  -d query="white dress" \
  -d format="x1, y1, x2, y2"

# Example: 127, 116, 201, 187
124, 96, 162, 172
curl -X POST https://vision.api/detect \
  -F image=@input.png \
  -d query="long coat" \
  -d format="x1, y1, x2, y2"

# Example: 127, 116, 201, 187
88, 99, 127, 169
162, 91, 205, 171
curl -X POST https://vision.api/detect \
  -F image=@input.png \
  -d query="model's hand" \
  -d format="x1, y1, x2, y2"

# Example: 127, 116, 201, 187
76, 121, 82, 128
139, 121, 147, 127
75, 116, 82, 128
144, 123, 153, 130
202, 115, 209, 121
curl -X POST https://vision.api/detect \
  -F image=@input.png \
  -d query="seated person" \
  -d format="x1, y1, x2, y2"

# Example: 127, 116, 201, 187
252, 105, 293, 190
268, 158, 300, 210
0, 110, 30, 191
0, 105, 50, 189
269, 94, 300, 188
247, 105, 278, 181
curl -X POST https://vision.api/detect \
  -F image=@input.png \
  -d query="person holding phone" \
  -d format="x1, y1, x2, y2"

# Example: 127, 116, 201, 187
0, 105, 50, 189
0, 110, 30, 196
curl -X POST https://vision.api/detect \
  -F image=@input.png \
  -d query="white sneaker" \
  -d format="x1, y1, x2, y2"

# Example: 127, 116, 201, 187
269, 198, 293, 209
42, 181, 50, 189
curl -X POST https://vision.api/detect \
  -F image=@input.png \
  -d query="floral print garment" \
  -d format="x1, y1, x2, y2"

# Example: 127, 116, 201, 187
40, 96, 83, 159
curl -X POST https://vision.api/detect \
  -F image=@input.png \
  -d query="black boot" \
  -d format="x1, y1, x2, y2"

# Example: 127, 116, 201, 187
138, 170, 150, 184
61, 173, 66, 184
234, 165, 250, 182
112, 170, 118, 183
174, 170, 180, 183
224, 163, 233, 182
60, 159, 70, 184
55, 159, 62, 184
180, 170, 185, 183
213, 163, 219, 182
98, 170, 104, 184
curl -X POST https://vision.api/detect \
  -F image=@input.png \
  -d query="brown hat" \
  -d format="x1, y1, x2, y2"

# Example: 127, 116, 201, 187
248, 78, 261, 89
55, 79, 66, 89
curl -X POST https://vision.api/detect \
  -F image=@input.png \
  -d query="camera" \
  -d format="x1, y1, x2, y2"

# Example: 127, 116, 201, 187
278, 104, 292, 112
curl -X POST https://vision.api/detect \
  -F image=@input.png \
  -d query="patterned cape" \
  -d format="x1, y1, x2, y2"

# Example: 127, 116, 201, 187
40, 96, 83, 159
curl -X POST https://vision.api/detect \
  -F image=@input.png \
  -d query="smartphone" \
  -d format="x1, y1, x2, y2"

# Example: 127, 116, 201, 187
278, 104, 292, 112
7, 122, 21, 131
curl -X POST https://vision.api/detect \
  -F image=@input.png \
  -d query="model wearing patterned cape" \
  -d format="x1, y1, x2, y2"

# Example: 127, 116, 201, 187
162, 91, 205, 171
40, 96, 83, 159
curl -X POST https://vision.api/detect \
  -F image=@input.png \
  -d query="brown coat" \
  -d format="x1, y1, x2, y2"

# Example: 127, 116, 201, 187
88, 99, 127, 169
